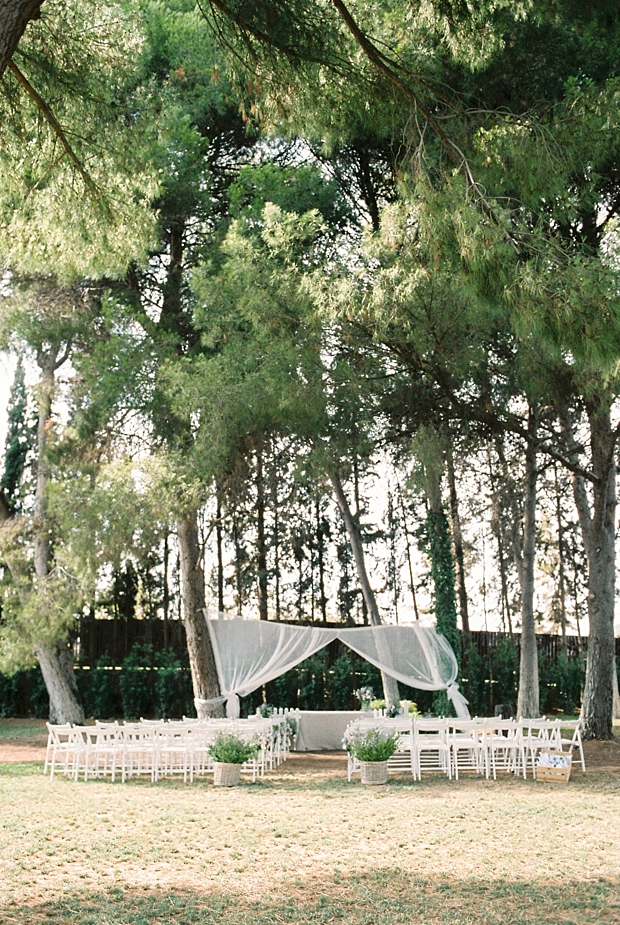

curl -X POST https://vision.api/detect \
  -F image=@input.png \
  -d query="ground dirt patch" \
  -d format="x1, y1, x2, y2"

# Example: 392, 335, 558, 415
1, 719, 620, 925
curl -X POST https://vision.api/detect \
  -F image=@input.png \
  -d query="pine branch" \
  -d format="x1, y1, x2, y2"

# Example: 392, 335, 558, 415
8, 60, 98, 194
328, 0, 520, 254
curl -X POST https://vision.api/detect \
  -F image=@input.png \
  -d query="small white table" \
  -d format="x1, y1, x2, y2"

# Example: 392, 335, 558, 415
295, 711, 373, 751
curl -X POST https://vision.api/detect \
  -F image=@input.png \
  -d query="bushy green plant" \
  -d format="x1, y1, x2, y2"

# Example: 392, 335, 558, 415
344, 727, 400, 762
461, 645, 490, 716
432, 689, 456, 718
490, 637, 519, 709
79, 654, 121, 719
119, 643, 154, 720
540, 652, 586, 715
154, 649, 182, 719
207, 733, 259, 764
297, 653, 326, 710
0, 671, 20, 717
266, 668, 299, 709
329, 651, 356, 709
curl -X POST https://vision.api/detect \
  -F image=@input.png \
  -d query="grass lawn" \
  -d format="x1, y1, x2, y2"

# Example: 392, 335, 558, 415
1, 745, 619, 925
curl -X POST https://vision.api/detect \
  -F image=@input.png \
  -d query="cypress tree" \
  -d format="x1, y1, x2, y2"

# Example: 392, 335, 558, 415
1, 358, 33, 513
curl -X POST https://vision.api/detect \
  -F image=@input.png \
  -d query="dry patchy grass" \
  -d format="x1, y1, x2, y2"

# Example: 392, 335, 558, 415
0, 754, 619, 925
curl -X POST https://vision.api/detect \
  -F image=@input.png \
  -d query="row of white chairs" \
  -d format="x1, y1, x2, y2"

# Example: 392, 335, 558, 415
346, 716, 585, 782
44, 713, 299, 784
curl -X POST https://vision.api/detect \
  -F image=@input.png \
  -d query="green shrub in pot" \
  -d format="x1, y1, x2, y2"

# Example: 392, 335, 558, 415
207, 733, 259, 764
344, 726, 400, 762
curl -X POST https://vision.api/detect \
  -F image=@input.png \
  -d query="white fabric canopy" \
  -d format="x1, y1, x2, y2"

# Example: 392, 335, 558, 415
196, 615, 469, 719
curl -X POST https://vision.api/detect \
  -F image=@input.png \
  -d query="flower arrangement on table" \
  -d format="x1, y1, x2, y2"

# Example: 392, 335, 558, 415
370, 699, 422, 717
354, 686, 375, 710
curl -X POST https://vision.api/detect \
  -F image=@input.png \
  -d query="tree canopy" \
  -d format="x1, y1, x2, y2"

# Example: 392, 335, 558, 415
1, 0, 620, 735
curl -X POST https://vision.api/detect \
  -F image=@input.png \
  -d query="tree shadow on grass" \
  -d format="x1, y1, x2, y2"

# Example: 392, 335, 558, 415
3, 869, 619, 925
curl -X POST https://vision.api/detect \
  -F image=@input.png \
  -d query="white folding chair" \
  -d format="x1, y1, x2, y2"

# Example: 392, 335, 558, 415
411, 719, 452, 780
46, 723, 79, 780
521, 719, 554, 779
485, 719, 525, 779
450, 720, 486, 779
549, 719, 586, 772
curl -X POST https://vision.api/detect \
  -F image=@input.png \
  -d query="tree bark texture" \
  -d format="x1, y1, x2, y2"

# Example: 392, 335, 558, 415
516, 411, 539, 719
316, 499, 328, 622
566, 404, 617, 739
255, 447, 268, 620
36, 642, 84, 724
176, 510, 223, 718
33, 346, 84, 724
215, 489, 225, 613
495, 423, 539, 718
0, 0, 43, 78
329, 466, 400, 707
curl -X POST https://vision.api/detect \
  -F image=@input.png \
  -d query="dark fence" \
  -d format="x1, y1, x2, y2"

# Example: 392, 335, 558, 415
2, 618, 619, 719
75, 616, 189, 666
73, 617, 620, 667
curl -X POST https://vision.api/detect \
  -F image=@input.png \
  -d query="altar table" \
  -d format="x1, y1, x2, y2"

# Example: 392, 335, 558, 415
295, 710, 373, 751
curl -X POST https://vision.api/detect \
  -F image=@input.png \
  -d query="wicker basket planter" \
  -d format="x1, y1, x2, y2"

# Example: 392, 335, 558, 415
360, 760, 389, 785
213, 762, 242, 787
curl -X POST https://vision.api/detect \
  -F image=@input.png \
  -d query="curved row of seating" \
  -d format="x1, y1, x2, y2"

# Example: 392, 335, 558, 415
345, 716, 585, 781
44, 712, 300, 783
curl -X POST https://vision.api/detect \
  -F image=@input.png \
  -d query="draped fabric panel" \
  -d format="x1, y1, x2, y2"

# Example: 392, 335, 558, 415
196, 615, 469, 718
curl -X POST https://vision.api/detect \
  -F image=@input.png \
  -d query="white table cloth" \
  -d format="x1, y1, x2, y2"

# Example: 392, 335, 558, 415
295, 711, 373, 751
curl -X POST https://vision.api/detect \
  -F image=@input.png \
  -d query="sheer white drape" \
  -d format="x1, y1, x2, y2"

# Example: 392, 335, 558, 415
196, 615, 469, 718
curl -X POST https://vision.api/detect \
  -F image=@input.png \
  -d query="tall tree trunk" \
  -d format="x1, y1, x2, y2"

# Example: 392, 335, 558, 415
398, 489, 420, 620
0, 0, 44, 79
564, 405, 616, 738
272, 469, 281, 621
255, 447, 268, 621
316, 499, 328, 622
163, 533, 170, 647
216, 488, 225, 614
496, 415, 539, 718
553, 465, 568, 649
232, 514, 244, 616
446, 442, 470, 636
32, 347, 84, 725
177, 509, 222, 718
562, 403, 616, 738
352, 454, 369, 626
386, 488, 399, 623
516, 410, 539, 719
488, 451, 513, 635
329, 466, 400, 707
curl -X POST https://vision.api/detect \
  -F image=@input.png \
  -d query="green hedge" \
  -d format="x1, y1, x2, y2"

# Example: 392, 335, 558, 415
0, 645, 196, 720
461, 638, 590, 717
0, 642, 614, 720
